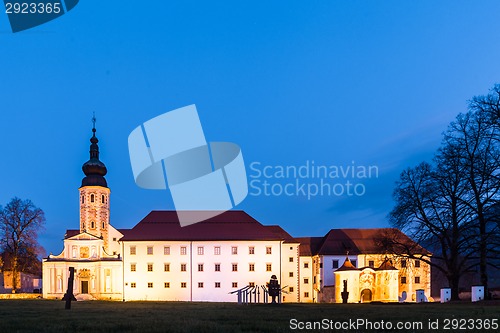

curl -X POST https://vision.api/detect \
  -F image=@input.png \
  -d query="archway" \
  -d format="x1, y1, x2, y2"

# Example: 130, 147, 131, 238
361, 289, 372, 302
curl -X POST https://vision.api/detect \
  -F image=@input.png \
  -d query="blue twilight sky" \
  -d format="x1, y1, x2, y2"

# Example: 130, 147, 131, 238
1, 1, 500, 255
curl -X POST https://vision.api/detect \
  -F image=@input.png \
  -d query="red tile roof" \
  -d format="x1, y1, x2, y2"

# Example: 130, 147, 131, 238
119, 210, 295, 242
296, 237, 324, 256
266, 225, 299, 243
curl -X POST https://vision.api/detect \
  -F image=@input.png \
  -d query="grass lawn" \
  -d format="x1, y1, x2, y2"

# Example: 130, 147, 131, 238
0, 300, 499, 333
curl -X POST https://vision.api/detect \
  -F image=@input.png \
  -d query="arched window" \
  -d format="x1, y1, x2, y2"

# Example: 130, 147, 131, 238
91, 221, 95, 229
101, 195, 105, 203
90, 194, 94, 203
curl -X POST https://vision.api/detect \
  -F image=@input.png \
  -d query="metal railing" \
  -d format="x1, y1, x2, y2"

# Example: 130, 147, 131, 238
229, 285, 288, 304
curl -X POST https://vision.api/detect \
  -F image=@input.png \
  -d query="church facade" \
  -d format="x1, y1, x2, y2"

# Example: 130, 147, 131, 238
42, 125, 431, 303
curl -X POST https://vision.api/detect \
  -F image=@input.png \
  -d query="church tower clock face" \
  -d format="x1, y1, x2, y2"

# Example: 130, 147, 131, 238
78, 117, 111, 250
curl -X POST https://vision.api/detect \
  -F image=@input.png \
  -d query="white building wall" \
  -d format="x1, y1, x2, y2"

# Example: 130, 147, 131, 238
298, 255, 316, 302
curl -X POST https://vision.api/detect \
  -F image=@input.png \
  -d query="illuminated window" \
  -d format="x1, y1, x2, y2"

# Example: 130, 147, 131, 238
415, 276, 420, 284
289, 257, 294, 263
415, 260, 421, 268
197, 247, 204, 255
181, 264, 187, 272
215, 282, 221, 288
266, 247, 272, 254
332, 260, 339, 269
304, 262, 309, 268
266, 263, 272, 272
72, 246, 77, 258
249, 246, 255, 254
304, 278, 309, 284
198, 264, 204, 272
164, 246, 170, 255
249, 282, 255, 287
147, 246, 153, 255
198, 282, 204, 288
130, 246, 136, 255
90, 194, 94, 202
232, 263, 238, 272
164, 263, 170, 272
147, 282, 153, 288
181, 282, 187, 288
249, 263, 255, 272
164, 282, 170, 288
369, 260, 375, 268
232, 282, 238, 288
289, 287, 294, 292
130, 263, 136, 272
231, 246, 238, 255
214, 246, 221, 255
289, 272, 293, 277
214, 263, 221, 272
131, 283, 136, 288
401, 260, 407, 268
147, 263, 153, 272
181, 247, 187, 255
401, 277, 407, 284
304, 292, 309, 298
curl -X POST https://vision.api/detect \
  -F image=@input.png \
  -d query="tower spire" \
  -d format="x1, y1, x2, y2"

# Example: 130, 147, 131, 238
81, 113, 108, 187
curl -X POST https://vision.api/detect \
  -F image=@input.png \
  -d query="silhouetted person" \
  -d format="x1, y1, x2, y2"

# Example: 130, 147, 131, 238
268, 275, 280, 304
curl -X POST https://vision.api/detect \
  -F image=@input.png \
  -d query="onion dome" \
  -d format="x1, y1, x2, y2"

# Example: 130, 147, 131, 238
81, 120, 108, 187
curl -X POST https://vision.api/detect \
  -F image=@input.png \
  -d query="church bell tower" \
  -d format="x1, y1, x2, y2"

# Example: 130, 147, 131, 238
79, 117, 111, 250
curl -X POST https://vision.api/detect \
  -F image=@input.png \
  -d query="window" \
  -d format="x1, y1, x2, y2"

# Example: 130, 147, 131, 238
81, 196, 84, 204
147, 282, 153, 288
249, 246, 255, 254
232, 282, 238, 288
266, 263, 272, 272
147, 246, 153, 255
289, 272, 294, 277
181, 247, 187, 255
215, 282, 221, 288
198, 264, 204, 272
90, 194, 94, 203
304, 262, 309, 269
214, 246, 221, 255
131, 283, 136, 288
289, 287, 294, 292
415, 260, 421, 268
401, 260, 407, 268
164, 282, 170, 288
332, 260, 339, 269
101, 195, 105, 203
72, 246, 77, 258
289, 257, 294, 263
181, 264, 187, 272
304, 278, 309, 284
181, 282, 187, 288
130, 246, 136, 255
130, 263, 136, 272
319, 263, 323, 269
351, 260, 357, 267
164, 263, 170, 272
112, 237, 117, 241
147, 263, 153, 272
231, 246, 238, 255
249, 263, 255, 272
214, 263, 221, 272
304, 292, 309, 298
266, 247, 272, 254
90, 221, 95, 229
249, 282, 255, 287
415, 276, 421, 284
232, 263, 238, 272
102, 222, 105, 229
401, 277, 407, 284
197, 246, 204, 255
198, 282, 204, 288
164, 246, 170, 255
369, 260, 375, 268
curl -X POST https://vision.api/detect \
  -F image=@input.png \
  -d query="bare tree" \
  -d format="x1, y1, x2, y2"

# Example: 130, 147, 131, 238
0, 197, 45, 292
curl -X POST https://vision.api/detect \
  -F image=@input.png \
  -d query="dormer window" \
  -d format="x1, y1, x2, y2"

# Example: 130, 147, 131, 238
90, 194, 94, 203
